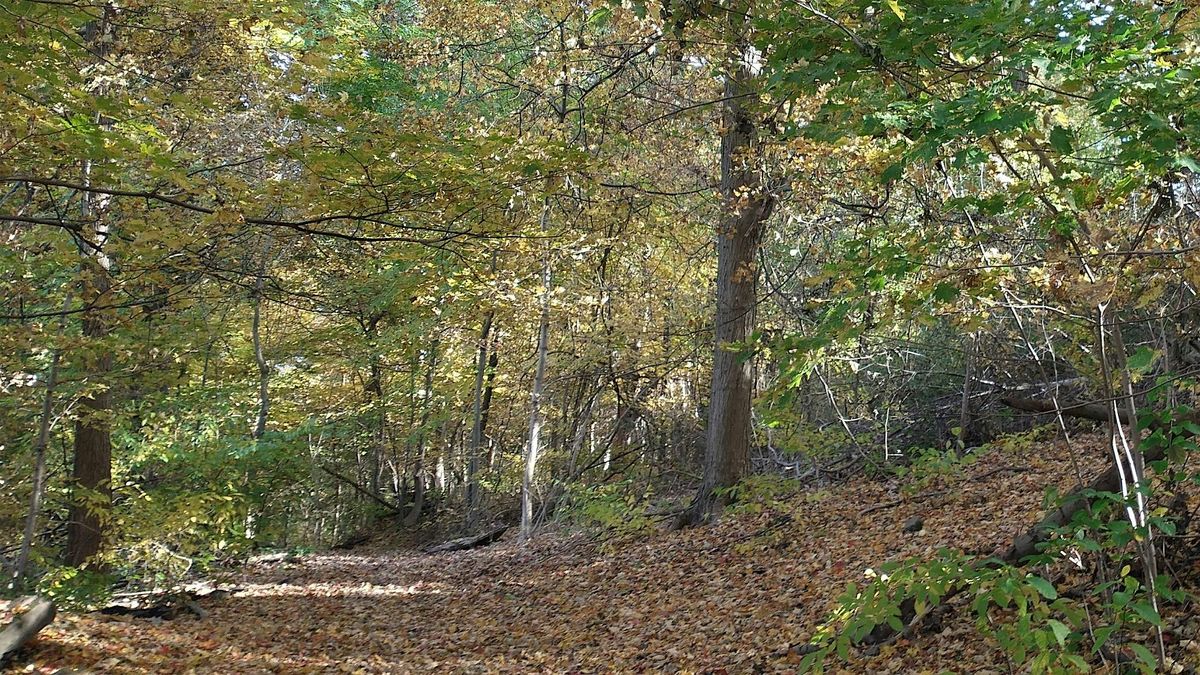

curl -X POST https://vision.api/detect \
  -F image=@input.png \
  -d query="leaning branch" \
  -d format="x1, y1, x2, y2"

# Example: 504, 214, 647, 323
319, 466, 403, 514
0, 175, 503, 245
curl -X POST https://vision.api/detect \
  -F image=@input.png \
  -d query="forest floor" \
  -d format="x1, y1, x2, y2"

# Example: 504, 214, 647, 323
10, 435, 1200, 674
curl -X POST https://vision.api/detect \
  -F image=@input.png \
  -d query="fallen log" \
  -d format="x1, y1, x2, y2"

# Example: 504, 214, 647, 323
423, 525, 508, 554
999, 447, 1162, 562
0, 596, 55, 663
332, 531, 371, 550
996, 396, 1195, 562
1000, 396, 1131, 425
101, 583, 233, 621
854, 397, 1190, 648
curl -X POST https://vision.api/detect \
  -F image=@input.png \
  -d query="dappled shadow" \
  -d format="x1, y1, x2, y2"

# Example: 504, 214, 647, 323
16, 439, 1111, 673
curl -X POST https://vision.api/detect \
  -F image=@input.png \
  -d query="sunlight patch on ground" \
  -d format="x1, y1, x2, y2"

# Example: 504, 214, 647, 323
236, 580, 448, 598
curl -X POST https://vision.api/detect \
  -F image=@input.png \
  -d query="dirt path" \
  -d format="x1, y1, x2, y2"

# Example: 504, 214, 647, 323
13, 440, 1107, 673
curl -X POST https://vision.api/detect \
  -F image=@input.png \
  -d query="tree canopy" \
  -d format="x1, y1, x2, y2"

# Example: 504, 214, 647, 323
3, 0, 1200, 671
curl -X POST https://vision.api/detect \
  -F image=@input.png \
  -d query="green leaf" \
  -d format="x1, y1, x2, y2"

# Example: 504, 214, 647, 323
881, 159, 906, 183
1092, 625, 1117, 653
1127, 346, 1159, 373
1047, 619, 1070, 647
1049, 126, 1074, 155
1026, 575, 1057, 600
1128, 642, 1157, 667
1174, 155, 1200, 173
588, 7, 612, 27
932, 282, 959, 303
1130, 600, 1161, 626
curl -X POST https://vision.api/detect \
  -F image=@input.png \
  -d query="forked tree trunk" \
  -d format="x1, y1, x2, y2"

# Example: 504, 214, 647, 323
679, 24, 775, 527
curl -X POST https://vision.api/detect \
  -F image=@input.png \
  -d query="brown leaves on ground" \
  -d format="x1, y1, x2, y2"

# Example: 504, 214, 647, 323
6, 436, 1153, 673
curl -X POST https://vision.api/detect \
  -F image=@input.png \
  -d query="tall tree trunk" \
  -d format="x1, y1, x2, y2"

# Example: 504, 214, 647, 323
679, 25, 774, 528
362, 313, 385, 496
68, 194, 114, 568
466, 312, 494, 529
251, 269, 270, 440
66, 1, 118, 570
250, 233, 274, 441
16, 295, 70, 586
481, 340, 499, 469
520, 199, 553, 543
405, 339, 438, 527
245, 236, 272, 540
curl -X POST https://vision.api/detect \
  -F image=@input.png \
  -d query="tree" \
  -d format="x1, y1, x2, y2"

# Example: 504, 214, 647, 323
678, 2, 777, 526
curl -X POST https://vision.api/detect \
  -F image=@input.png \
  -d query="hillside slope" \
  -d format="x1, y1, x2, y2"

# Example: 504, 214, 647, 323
12, 435, 1195, 673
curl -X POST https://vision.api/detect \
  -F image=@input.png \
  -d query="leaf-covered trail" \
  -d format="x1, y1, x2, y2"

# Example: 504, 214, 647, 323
18, 441, 1108, 673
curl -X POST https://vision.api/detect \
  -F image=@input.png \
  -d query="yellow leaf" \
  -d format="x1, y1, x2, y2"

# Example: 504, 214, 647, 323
886, 0, 907, 20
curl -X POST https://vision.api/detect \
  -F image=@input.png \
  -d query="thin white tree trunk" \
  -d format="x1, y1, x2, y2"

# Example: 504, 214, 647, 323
520, 199, 553, 544
251, 236, 273, 440
247, 235, 272, 540
15, 294, 71, 588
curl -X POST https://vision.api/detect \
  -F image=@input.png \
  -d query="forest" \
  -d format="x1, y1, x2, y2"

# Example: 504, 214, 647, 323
2, 0, 1200, 671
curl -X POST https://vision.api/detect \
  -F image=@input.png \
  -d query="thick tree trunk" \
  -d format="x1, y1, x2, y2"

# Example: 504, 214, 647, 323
68, 265, 113, 567
679, 30, 775, 527
68, 168, 115, 568
67, 5, 117, 570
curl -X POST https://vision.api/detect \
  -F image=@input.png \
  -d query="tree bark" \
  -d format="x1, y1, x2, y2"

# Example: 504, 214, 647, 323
423, 525, 508, 554
481, 342, 499, 468
679, 23, 775, 528
250, 235, 273, 441
466, 312, 494, 528
0, 597, 55, 664
1000, 396, 1130, 424
996, 396, 1199, 562
67, 3, 118, 570
362, 313, 385, 496
16, 295, 70, 587
405, 339, 438, 527
520, 199, 553, 544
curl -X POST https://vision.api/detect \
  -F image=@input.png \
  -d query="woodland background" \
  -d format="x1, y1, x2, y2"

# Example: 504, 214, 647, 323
2, 0, 1200, 671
